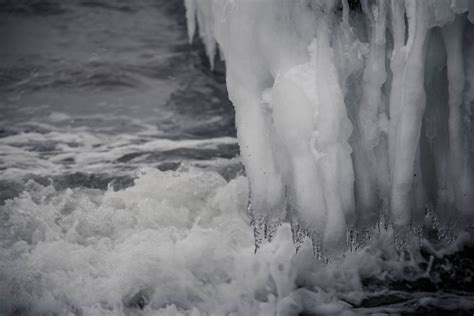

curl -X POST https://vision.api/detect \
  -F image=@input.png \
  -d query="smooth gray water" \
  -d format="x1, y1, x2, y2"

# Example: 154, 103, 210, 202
0, 0, 238, 192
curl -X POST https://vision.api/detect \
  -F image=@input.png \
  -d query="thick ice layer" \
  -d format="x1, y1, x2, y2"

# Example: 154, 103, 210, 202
185, 0, 474, 253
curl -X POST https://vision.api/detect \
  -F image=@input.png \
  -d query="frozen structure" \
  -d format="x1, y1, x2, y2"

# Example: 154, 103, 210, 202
184, 0, 474, 255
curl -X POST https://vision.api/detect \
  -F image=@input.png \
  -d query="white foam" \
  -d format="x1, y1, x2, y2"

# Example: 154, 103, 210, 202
0, 125, 237, 178
1, 168, 470, 314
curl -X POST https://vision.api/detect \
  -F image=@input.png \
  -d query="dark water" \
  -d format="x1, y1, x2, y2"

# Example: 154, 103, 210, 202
0, 0, 238, 194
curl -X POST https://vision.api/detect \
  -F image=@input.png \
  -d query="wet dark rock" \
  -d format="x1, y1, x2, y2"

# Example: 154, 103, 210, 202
361, 245, 474, 295
402, 305, 474, 316
386, 247, 474, 294
422, 247, 474, 293
162, 34, 236, 140
164, 81, 236, 139
360, 293, 412, 308
212, 162, 244, 182
356, 244, 474, 315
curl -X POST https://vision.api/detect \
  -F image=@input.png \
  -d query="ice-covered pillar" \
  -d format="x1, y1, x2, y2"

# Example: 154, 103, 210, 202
461, 20, 474, 221
311, 3, 354, 252
185, 0, 217, 68
228, 76, 286, 247
354, 0, 389, 226
358, 0, 387, 153
388, 0, 406, 173
271, 0, 355, 254
389, 0, 431, 227
441, 14, 472, 217
184, 0, 196, 43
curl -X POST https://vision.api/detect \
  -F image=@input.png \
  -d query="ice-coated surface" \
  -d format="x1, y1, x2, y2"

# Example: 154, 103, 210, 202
185, 0, 474, 253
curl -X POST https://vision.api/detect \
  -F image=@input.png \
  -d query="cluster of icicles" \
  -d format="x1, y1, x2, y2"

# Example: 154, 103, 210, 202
184, 0, 474, 257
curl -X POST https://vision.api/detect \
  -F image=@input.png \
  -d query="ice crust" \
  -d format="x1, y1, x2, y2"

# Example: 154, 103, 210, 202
184, 0, 474, 253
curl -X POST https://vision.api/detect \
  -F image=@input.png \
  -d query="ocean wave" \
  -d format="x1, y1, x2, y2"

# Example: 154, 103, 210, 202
0, 168, 473, 315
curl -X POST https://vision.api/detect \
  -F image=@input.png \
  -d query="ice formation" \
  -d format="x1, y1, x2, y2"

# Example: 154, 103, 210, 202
184, 0, 474, 254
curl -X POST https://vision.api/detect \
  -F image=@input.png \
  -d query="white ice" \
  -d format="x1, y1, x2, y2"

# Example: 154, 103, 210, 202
184, 0, 474, 253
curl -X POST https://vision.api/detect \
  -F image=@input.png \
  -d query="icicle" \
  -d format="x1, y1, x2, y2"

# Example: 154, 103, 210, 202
184, 0, 474, 253
389, 0, 431, 227
249, 205, 265, 252
441, 14, 472, 216
310, 231, 327, 263
353, 0, 389, 226
388, 0, 406, 182
184, 0, 196, 43
290, 223, 306, 254
346, 228, 357, 252
310, 12, 354, 254
265, 217, 282, 243
289, 205, 307, 253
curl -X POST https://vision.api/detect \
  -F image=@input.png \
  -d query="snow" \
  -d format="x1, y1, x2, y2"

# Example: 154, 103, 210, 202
185, 0, 474, 253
